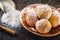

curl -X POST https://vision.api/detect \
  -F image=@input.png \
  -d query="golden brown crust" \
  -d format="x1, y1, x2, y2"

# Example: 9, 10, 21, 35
26, 13, 38, 26
37, 4, 52, 19
36, 19, 51, 33
49, 9, 60, 28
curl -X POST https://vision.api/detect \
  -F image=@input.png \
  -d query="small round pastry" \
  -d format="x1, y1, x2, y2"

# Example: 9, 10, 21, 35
26, 8, 38, 26
36, 19, 51, 33
37, 4, 52, 19
49, 10, 60, 28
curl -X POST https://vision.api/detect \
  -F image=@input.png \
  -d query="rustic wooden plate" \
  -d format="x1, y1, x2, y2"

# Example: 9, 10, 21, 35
20, 4, 60, 37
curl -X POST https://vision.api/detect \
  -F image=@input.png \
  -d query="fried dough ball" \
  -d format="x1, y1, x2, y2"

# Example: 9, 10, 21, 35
49, 10, 60, 28
26, 8, 38, 26
37, 4, 52, 19
36, 19, 51, 33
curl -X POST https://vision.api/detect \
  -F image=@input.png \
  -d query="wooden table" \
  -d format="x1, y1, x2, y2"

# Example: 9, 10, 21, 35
0, 0, 60, 40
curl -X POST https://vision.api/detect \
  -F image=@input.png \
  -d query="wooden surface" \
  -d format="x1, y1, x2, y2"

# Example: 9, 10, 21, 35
0, 0, 60, 40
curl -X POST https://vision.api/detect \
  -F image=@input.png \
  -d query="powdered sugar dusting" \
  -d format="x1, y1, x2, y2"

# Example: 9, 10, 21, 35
53, 10, 60, 16
1, 10, 20, 28
30, 27, 36, 32
27, 7, 37, 16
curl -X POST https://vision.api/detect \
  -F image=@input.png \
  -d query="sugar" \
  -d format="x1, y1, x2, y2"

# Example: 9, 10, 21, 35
1, 10, 20, 28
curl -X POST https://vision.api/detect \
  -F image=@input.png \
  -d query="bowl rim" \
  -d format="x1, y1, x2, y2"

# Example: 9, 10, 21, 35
20, 4, 60, 37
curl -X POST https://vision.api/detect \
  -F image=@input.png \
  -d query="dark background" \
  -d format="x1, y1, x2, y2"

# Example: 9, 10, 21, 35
0, 0, 60, 40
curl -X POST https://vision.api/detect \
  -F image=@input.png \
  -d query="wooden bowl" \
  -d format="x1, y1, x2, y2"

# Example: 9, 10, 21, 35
20, 4, 60, 37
